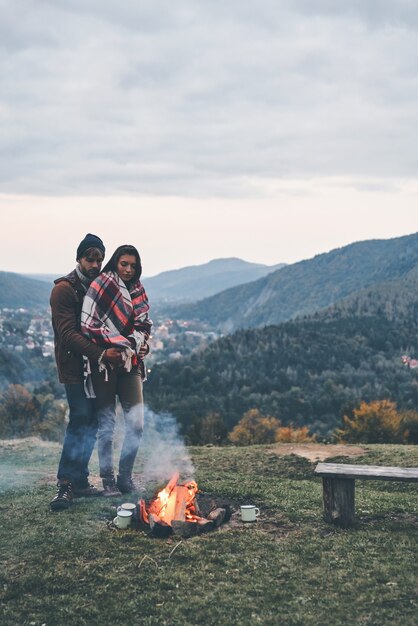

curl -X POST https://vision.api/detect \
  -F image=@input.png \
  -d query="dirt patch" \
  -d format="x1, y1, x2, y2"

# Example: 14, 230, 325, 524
268, 443, 369, 462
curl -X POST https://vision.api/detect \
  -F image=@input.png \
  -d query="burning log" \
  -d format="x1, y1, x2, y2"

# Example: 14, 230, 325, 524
193, 498, 201, 516
139, 499, 149, 526
138, 474, 226, 537
207, 507, 226, 527
171, 520, 199, 538
173, 486, 189, 522
149, 513, 172, 538
147, 471, 180, 523
197, 518, 215, 533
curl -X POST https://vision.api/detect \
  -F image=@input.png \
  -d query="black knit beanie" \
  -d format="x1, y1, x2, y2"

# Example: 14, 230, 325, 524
76, 233, 105, 260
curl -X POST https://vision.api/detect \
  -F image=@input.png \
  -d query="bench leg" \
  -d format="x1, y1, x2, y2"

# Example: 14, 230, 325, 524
322, 477, 355, 527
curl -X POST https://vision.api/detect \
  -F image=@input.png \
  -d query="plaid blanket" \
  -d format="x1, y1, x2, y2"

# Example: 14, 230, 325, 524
81, 271, 152, 393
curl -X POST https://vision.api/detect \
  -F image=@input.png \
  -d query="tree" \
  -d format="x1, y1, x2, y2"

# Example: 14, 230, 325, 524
335, 400, 408, 444
229, 408, 281, 445
400, 409, 418, 444
0, 384, 41, 437
275, 425, 316, 443
34, 394, 67, 441
199, 411, 228, 445
0, 385, 67, 440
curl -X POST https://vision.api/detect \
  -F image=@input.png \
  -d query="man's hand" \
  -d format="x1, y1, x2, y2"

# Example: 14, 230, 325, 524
103, 347, 123, 365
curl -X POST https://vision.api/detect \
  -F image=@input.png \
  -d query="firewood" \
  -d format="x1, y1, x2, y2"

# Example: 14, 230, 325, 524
149, 513, 172, 538
148, 473, 180, 521
138, 499, 150, 527
207, 508, 226, 527
171, 520, 199, 538
165, 472, 180, 492
193, 499, 201, 516
197, 518, 215, 534
173, 486, 189, 522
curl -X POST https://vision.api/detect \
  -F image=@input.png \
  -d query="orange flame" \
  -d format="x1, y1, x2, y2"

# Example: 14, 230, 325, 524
139, 473, 202, 527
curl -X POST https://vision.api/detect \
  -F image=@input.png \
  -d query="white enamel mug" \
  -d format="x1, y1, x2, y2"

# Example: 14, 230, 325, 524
113, 509, 132, 529
117, 502, 136, 515
240, 505, 260, 522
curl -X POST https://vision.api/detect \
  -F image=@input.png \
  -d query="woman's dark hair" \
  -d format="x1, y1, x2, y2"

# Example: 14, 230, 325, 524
102, 245, 142, 280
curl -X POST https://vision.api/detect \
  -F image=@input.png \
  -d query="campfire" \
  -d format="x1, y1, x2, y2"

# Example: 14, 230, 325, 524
139, 472, 227, 537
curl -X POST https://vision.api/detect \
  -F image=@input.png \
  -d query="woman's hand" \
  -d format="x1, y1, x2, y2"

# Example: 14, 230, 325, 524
138, 342, 149, 359
103, 347, 124, 365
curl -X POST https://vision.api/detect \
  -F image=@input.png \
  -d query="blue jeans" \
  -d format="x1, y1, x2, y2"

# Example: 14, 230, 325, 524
57, 383, 98, 486
91, 367, 144, 479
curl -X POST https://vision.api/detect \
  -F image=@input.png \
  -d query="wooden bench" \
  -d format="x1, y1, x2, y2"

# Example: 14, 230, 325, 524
314, 462, 418, 526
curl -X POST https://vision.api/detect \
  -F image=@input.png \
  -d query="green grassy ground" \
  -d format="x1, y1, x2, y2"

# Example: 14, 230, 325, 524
0, 440, 417, 626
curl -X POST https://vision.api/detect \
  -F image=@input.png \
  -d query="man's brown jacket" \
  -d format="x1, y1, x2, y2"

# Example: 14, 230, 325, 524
50, 270, 103, 384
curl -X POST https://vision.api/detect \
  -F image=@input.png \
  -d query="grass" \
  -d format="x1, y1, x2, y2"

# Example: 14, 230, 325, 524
0, 440, 417, 625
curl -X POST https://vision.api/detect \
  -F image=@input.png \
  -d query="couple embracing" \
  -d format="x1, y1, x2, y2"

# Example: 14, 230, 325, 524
50, 234, 152, 511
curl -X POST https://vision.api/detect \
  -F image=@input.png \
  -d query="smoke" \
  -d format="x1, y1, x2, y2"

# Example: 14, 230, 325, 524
0, 462, 32, 494
138, 406, 195, 487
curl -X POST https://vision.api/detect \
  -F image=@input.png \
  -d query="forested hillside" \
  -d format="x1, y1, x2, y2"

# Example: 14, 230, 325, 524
169, 232, 418, 332
0, 347, 58, 393
1, 259, 285, 311
145, 276, 418, 442
0, 272, 52, 309
143, 258, 285, 303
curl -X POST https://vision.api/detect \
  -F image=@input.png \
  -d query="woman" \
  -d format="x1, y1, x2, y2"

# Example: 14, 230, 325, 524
81, 245, 152, 496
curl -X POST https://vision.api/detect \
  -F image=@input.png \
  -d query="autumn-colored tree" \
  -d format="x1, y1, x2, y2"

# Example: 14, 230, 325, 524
229, 408, 281, 445
0, 384, 41, 438
0, 385, 67, 440
399, 409, 418, 444
275, 425, 316, 443
199, 411, 228, 445
34, 394, 67, 441
335, 400, 408, 444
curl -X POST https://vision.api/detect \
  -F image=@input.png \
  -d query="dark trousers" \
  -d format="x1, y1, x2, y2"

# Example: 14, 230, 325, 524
91, 367, 144, 479
57, 383, 98, 486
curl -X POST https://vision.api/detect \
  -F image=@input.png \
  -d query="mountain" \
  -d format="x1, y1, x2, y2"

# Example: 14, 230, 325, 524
145, 273, 418, 442
26, 274, 60, 283
0, 272, 52, 309
168, 232, 418, 332
142, 258, 285, 303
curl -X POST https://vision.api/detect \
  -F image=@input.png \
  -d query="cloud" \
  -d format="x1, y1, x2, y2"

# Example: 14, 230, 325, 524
1, 1, 418, 196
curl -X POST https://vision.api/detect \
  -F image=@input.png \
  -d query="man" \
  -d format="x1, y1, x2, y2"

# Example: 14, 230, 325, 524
49, 233, 122, 511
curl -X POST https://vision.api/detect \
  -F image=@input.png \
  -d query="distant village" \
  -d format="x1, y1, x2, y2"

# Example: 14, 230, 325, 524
0, 308, 55, 357
0, 307, 220, 367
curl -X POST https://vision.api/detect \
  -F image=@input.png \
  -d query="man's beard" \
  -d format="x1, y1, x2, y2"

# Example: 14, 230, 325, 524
83, 268, 100, 279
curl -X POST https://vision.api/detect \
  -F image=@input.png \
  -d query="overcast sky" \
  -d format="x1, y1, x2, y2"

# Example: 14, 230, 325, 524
1, 1, 417, 276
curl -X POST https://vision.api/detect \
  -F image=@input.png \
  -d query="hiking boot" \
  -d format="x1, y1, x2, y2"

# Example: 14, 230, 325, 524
102, 477, 122, 498
50, 482, 74, 511
73, 482, 101, 498
116, 474, 139, 494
